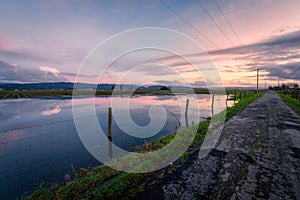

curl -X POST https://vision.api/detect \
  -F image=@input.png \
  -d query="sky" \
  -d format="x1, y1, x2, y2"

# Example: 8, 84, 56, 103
0, 0, 300, 88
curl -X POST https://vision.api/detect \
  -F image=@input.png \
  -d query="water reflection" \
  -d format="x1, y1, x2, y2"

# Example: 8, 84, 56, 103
0, 94, 230, 199
0, 99, 68, 129
41, 106, 62, 116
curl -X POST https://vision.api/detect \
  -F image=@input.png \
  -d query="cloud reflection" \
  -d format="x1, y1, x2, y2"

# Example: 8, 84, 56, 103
41, 106, 62, 116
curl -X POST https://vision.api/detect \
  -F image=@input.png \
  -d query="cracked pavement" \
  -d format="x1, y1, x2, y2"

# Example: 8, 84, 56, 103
161, 91, 300, 199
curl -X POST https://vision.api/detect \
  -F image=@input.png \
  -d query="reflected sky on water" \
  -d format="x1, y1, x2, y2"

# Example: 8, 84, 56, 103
0, 94, 232, 199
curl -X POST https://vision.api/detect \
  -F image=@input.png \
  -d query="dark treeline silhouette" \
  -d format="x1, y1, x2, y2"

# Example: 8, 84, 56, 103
269, 82, 299, 91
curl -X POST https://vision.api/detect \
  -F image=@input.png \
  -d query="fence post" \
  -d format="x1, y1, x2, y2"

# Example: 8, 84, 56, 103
108, 107, 112, 159
184, 98, 189, 127
226, 93, 229, 108
185, 113, 189, 127
234, 91, 236, 104
185, 98, 189, 117
108, 107, 112, 140
211, 94, 215, 117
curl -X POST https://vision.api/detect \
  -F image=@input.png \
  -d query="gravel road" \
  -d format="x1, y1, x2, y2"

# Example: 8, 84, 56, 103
160, 91, 300, 199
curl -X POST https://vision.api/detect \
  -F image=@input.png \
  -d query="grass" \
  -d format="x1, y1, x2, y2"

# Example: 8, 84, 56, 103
27, 186, 52, 200
226, 90, 259, 101
277, 92, 300, 115
224, 92, 264, 121
91, 173, 144, 200
27, 166, 121, 200
26, 91, 264, 200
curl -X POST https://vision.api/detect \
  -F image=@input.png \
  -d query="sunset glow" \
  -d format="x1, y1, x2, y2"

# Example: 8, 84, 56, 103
0, 0, 299, 88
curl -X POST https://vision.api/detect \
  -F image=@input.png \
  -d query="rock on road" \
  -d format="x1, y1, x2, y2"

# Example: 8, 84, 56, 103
162, 91, 300, 199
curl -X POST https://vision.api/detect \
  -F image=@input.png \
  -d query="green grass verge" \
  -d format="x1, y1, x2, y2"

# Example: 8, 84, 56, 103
277, 92, 300, 115
27, 166, 120, 200
26, 92, 264, 200
91, 173, 144, 200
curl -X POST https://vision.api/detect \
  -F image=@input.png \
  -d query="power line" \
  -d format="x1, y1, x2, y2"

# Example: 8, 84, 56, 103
213, 0, 242, 45
196, 0, 235, 47
287, 66, 300, 79
159, 0, 219, 49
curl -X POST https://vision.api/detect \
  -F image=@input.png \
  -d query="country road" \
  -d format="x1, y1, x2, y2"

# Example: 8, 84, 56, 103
139, 91, 300, 200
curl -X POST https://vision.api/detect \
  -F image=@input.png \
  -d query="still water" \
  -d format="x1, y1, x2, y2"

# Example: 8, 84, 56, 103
0, 94, 231, 199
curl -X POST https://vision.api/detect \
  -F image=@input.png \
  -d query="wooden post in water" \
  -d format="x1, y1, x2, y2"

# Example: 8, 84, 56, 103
108, 107, 112, 160
185, 99, 189, 127
185, 98, 189, 117
226, 94, 229, 108
211, 94, 215, 117
185, 113, 189, 127
234, 91, 236, 104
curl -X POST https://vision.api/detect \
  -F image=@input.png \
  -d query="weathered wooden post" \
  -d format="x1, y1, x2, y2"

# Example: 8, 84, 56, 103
211, 94, 215, 117
108, 107, 112, 140
185, 98, 189, 116
185, 113, 189, 127
108, 107, 112, 160
234, 91, 236, 104
185, 99, 189, 127
226, 93, 229, 108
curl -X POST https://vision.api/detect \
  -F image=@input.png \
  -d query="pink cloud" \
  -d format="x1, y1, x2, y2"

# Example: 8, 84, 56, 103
0, 33, 16, 51
39, 66, 60, 76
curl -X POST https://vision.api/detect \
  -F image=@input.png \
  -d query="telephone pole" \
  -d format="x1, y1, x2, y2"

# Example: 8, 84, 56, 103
255, 68, 261, 94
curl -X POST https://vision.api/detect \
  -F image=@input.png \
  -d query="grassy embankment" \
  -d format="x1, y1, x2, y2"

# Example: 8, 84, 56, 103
277, 92, 300, 115
26, 91, 264, 200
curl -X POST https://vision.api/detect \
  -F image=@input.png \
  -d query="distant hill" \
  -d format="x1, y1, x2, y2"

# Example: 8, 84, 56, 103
0, 82, 112, 90
0, 82, 256, 91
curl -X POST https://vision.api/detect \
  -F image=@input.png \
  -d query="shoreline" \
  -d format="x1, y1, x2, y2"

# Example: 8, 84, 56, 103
0, 89, 209, 99
0, 89, 259, 100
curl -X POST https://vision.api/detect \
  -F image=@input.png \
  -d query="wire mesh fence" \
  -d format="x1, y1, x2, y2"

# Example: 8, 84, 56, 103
287, 90, 300, 101
0, 117, 101, 199
0, 94, 236, 199
0, 105, 185, 199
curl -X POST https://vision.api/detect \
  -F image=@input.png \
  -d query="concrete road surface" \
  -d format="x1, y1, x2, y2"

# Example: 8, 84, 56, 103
161, 91, 300, 199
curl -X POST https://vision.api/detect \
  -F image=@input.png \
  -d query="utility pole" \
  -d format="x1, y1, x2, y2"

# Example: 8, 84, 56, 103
265, 82, 267, 90
255, 68, 261, 94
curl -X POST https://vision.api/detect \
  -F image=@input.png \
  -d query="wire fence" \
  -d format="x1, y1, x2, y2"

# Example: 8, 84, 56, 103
280, 90, 300, 101
0, 117, 101, 199
0, 105, 186, 199
0, 94, 240, 199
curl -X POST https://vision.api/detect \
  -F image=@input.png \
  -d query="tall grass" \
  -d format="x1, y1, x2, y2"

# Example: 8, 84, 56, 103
277, 92, 300, 115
